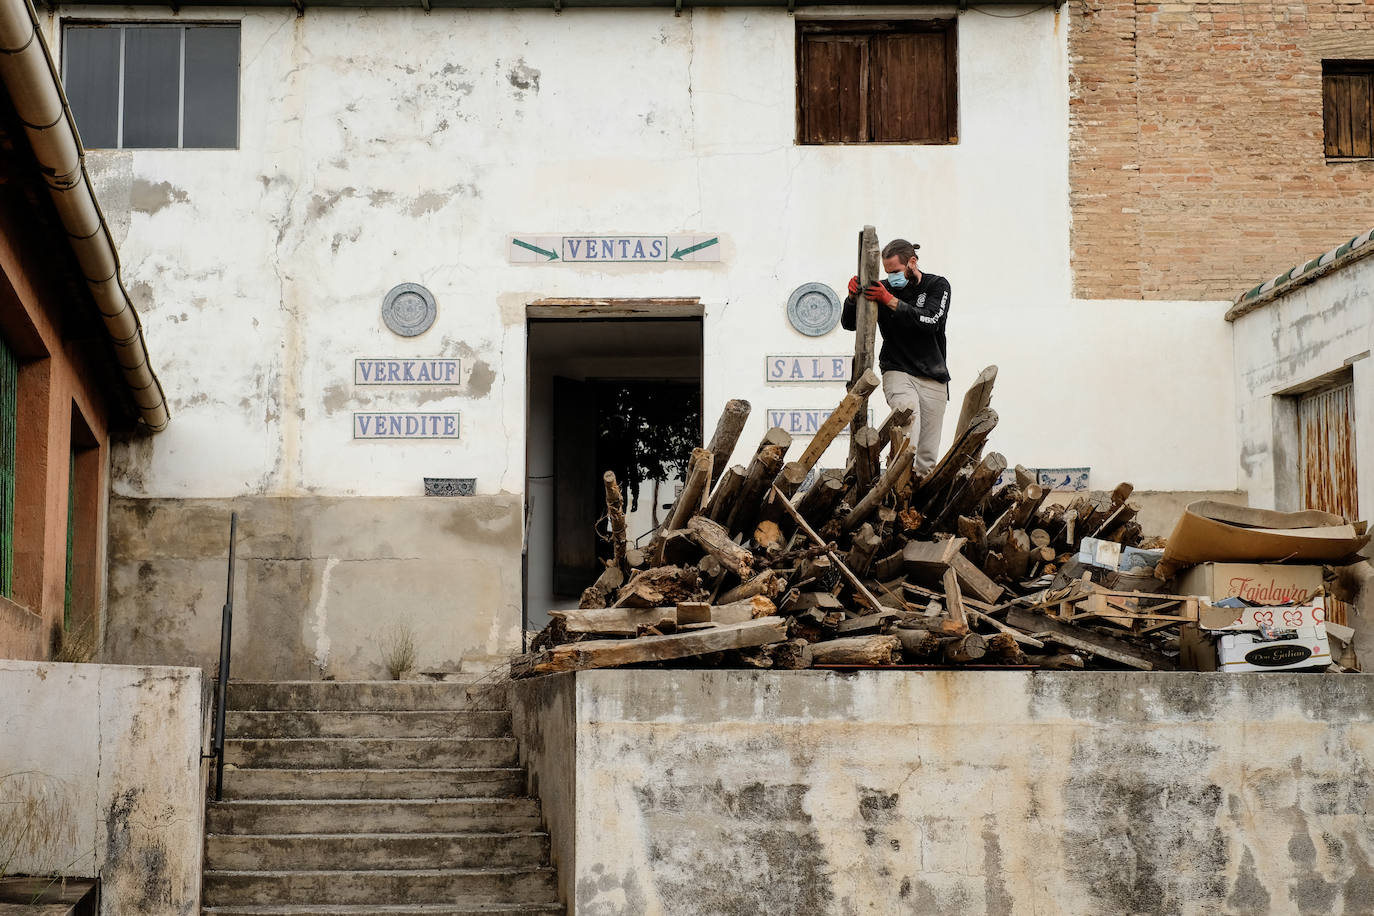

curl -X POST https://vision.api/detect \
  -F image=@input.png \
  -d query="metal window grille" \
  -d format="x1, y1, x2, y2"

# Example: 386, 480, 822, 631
0, 335, 16, 598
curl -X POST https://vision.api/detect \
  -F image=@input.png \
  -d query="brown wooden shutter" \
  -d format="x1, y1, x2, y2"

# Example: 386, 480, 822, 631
871, 31, 953, 143
800, 36, 868, 144
1323, 71, 1373, 158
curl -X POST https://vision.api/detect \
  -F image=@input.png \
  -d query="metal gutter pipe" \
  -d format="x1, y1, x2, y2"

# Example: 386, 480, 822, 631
0, 0, 169, 432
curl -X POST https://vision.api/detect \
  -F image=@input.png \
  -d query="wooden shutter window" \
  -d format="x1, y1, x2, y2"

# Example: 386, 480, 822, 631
800, 36, 868, 144
798, 21, 957, 145
1323, 64, 1374, 158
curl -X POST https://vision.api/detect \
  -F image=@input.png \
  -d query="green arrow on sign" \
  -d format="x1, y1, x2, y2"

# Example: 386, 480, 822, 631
513, 238, 559, 261
671, 237, 719, 260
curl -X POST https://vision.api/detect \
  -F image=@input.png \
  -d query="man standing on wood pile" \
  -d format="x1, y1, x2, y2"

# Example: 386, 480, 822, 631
841, 238, 952, 474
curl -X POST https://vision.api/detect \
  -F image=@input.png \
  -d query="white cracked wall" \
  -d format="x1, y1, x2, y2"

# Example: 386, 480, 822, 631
48, 3, 1238, 502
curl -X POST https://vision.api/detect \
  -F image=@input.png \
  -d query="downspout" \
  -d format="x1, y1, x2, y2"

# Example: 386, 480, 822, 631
0, 0, 169, 432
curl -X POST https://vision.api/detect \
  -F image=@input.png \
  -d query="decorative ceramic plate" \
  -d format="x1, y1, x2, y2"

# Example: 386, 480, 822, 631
382, 283, 438, 337
786, 282, 842, 337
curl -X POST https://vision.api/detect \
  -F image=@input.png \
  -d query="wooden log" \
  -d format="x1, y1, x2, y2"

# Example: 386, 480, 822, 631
1004, 608, 1176, 671
578, 563, 625, 609
709, 595, 778, 625
795, 554, 833, 585
895, 627, 940, 656
659, 529, 703, 567
911, 409, 999, 512
1003, 529, 1031, 580
512, 617, 789, 677
986, 631, 1029, 665
1030, 528, 1052, 549
781, 590, 844, 613
666, 449, 713, 531
952, 365, 998, 445
793, 472, 846, 531
705, 465, 747, 524
849, 226, 882, 430
842, 444, 915, 532
873, 549, 905, 582
902, 538, 1005, 604
625, 547, 648, 570
754, 520, 785, 557
956, 515, 988, 566
772, 484, 888, 614
845, 523, 884, 578
1111, 481, 1135, 507
1094, 500, 1141, 540
811, 634, 901, 666
945, 452, 1008, 526
675, 601, 712, 625
770, 637, 815, 669
1026, 652, 1087, 670
851, 426, 882, 492
555, 604, 677, 636
983, 484, 1020, 525
1076, 494, 1114, 539
1014, 465, 1036, 490
705, 399, 752, 488
603, 471, 629, 574
940, 633, 987, 664
726, 444, 786, 537
836, 612, 894, 635
719, 570, 784, 605
771, 460, 811, 502
686, 516, 754, 578
967, 608, 1044, 649
613, 565, 703, 608
696, 555, 724, 581
795, 368, 881, 472
897, 613, 967, 637
942, 567, 967, 627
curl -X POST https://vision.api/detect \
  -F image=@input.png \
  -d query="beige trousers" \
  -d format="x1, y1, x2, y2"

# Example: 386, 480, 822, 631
882, 371, 949, 474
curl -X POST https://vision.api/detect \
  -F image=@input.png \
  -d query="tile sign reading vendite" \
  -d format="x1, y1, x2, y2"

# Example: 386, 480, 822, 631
352, 358, 462, 439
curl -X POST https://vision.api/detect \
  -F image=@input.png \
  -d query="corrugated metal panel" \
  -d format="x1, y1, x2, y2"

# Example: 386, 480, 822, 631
1299, 381, 1359, 625
0, 333, 14, 598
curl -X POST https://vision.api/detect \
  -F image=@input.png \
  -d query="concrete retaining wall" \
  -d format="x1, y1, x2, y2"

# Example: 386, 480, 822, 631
0, 660, 205, 916
513, 669, 1374, 915
104, 495, 523, 679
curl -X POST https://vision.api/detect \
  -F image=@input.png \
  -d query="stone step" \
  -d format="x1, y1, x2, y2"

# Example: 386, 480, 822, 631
228, 681, 507, 712
222, 768, 527, 800
201, 868, 558, 907
205, 832, 550, 871
226, 711, 513, 740
201, 905, 563, 915
207, 799, 542, 835
224, 738, 519, 770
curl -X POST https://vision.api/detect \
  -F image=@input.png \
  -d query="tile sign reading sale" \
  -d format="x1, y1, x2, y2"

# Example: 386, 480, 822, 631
766, 355, 852, 382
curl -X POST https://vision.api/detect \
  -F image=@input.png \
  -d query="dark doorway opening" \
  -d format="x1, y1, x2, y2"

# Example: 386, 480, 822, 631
525, 318, 703, 631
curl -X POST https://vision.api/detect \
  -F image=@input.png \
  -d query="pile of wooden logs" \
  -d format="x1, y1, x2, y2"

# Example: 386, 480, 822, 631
513, 364, 1193, 678
513, 227, 1186, 678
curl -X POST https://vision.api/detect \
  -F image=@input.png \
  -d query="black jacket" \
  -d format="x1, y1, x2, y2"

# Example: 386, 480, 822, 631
841, 272, 951, 383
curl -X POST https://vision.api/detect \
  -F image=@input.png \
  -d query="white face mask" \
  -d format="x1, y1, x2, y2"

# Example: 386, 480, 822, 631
886, 270, 909, 289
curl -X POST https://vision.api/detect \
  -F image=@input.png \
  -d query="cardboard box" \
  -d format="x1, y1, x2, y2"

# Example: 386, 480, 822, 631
1181, 595, 1332, 673
1175, 563, 1323, 607
1217, 628, 1331, 672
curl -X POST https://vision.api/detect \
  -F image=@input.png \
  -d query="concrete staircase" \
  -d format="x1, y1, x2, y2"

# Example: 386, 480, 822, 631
201, 680, 562, 916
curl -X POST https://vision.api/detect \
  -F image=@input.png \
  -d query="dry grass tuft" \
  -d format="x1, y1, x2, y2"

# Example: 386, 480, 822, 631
380, 621, 418, 680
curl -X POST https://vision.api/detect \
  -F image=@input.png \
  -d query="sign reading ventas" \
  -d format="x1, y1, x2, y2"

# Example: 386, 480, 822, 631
510, 235, 721, 263
355, 359, 461, 385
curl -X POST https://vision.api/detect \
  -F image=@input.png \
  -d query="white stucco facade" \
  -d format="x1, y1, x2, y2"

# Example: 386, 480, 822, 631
49, 3, 1237, 499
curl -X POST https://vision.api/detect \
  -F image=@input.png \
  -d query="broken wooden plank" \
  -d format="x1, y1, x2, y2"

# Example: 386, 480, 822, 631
1004, 608, 1176, 671
512, 617, 790, 677
843, 443, 915, 531
942, 567, 967, 628
603, 471, 629, 575
704, 465, 746, 524
726, 443, 786, 537
953, 365, 998, 444
796, 368, 881, 472
772, 484, 888, 613
848, 225, 881, 429
902, 538, 1005, 604
578, 563, 624, 610
967, 608, 1044, 649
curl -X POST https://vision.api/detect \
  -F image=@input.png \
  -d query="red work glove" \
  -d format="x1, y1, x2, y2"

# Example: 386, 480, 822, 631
864, 282, 898, 308
847, 275, 860, 296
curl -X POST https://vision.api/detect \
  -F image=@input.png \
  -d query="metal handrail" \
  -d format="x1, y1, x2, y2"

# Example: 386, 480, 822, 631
210, 512, 238, 801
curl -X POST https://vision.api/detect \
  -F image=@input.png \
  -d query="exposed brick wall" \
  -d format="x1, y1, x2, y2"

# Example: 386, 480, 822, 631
1069, 0, 1374, 301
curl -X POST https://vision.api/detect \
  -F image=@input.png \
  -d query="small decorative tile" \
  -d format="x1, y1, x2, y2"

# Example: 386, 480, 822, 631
424, 477, 475, 496
1038, 468, 1090, 492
